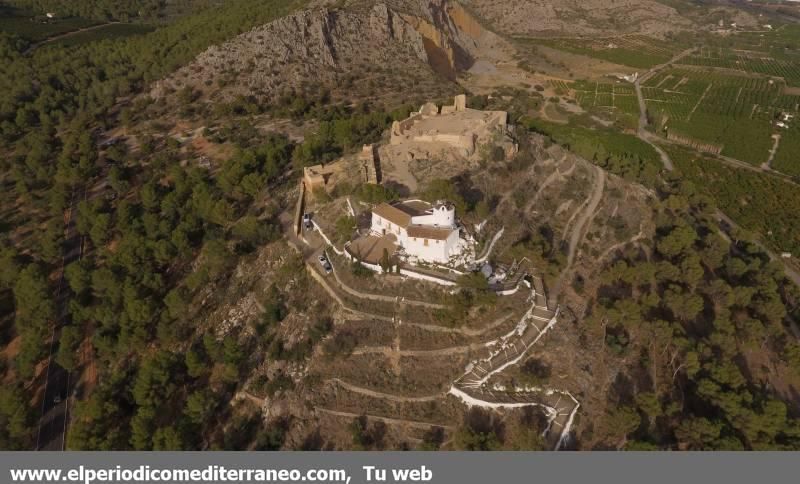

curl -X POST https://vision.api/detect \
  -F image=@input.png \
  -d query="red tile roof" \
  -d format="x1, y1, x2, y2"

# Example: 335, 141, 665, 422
373, 203, 412, 228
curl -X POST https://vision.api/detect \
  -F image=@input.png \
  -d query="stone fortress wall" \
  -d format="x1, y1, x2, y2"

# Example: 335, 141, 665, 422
389, 94, 509, 157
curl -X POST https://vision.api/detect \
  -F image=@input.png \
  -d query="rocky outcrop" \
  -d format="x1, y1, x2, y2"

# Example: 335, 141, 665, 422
151, 3, 456, 103
203, 5, 429, 70
446, 1, 484, 40
397, 0, 481, 79
150, 1, 486, 104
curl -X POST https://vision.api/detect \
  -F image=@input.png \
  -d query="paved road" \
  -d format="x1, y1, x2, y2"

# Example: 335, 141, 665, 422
35, 192, 83, 451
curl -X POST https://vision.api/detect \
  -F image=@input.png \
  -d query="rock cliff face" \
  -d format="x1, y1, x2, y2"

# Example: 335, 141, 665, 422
446, 1, 484, 40
151, 1, 478, 105
397, 0, 482, 79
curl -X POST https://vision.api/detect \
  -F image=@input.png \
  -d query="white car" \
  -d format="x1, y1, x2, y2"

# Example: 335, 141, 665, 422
318, 254, 332, 274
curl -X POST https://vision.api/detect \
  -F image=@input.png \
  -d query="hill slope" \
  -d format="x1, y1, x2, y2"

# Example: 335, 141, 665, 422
150, 1, 486, 107
459, 0, 695, 37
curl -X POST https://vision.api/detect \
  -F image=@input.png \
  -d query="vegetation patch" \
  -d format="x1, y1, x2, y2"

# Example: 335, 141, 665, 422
669, 146, 800, 256
526, 118, 662, 186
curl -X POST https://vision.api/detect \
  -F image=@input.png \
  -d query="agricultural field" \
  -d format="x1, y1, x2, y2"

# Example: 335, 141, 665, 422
642, 67, 800, 166
681, 25, 800, 87
534, 34, 685, 69
43, 23, 155, 48
562, 80, 641, 130
772, 119, 800, 178
0, 4, 97, 42
681, 49, 800, 88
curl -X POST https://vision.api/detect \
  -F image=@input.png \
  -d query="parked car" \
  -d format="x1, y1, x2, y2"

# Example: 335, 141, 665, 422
303, 213, 313, 231
318, 254, 333, 274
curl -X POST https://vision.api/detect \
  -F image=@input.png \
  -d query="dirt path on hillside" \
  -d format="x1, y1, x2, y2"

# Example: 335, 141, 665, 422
551, 166, 605, 303
329, 378, 443, 402
524, 155, 572, 213
567, 166, 605, 267
596, 223, 646, 262
400, 313, 513, 337
352, 343, 480, 357
315, 407, 454, 430
330, 262, 445, 309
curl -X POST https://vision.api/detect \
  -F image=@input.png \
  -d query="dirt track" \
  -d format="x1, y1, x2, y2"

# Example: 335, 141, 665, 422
550, 165, 605, 303
329, 378, 443, 402
316, 407, 454, 430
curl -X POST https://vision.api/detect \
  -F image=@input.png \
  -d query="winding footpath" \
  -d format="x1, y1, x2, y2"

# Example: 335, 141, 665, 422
320, 279, 579, 449
549, 165, 605, 305
296, 187, 580, 448
330, 378, 441, 403
565, 167, 605, 270
316, 407, 454, 431
524, 155, 573, 214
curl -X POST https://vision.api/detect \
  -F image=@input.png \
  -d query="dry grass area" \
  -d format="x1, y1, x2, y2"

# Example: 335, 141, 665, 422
459, 0, 693, 38
397, 325, 471, 350
337, 319, 396, 347
313, 352, 464, 395
514, 44, 636, 81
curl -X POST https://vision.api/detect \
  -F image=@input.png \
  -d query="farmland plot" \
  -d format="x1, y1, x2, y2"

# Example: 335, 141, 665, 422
643, 68, 798, 166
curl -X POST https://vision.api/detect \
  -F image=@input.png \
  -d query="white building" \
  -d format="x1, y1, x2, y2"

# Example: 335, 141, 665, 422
371, 200, 461, 264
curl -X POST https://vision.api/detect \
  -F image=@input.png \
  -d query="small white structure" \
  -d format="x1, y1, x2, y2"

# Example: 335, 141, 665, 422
371, 200, 462, 264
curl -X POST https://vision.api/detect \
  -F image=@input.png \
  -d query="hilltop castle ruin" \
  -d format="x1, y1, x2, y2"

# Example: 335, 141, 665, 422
388, 94, 513, 158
